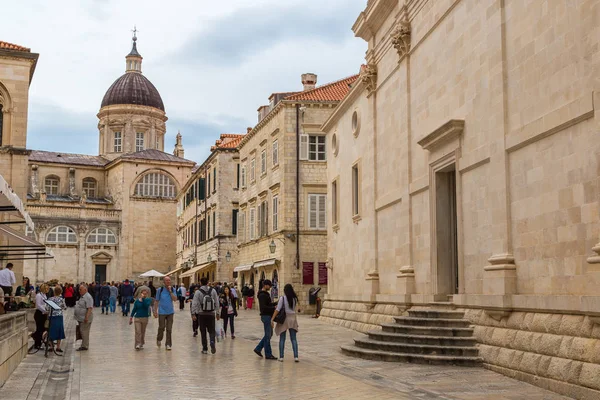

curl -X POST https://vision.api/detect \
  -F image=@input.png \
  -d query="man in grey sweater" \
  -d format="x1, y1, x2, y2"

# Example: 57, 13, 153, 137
191, 277, 220, 354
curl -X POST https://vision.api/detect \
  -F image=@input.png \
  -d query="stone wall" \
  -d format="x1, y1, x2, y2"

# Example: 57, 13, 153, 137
0, 312, 29, 387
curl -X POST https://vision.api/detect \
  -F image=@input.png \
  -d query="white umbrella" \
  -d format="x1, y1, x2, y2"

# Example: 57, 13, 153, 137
139, 269, 166, 278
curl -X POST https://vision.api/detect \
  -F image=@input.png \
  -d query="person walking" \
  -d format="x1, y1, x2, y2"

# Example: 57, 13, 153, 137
241, 284, 249, 310
153, 276, 177, 350
74, 285, 94, 351
272, 284, 301, 362
246, 285, 255, 310
178, 284, 186, 311
253, 280, 277, 360
64, 284, 75, 307
191, 277, 220, 354
32, 283, 50, 349
0, 263, 16, 296
109, 282, 118, 313
47, 286, 67, 353
129, 288, 152, 350
148, 281, 157, 298
120, 279, 134, 316
220, 286, 237, 339
100, 282, 111, 315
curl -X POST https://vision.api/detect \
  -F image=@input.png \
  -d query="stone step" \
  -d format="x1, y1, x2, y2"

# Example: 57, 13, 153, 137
407, 309, 465, 320
354, 338, 480, 357
394, 316, 471, 328
340, 345, 483, 367
367, 331, 478, 347
428, 302, 457, 310
381, 323, 475, 337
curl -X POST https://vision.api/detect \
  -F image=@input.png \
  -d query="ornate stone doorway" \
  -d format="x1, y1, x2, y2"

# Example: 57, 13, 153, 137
94, 264, 106, 283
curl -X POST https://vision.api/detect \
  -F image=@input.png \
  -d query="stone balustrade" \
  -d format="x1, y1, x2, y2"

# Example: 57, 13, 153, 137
0, 312, 29, 387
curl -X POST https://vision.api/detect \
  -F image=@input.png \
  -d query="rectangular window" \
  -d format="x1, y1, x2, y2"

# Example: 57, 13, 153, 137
207, 172, 211, 196
261, 150, 266, 175
352, 164, 360, 216
272, 195, 278, 232
237, 210, 246, 243
156, 138, 160, 150
213, 211, 216, 237
213, 167, 217, 193
258, 200, 268, 237
332, 180, 338, 226
308, 194, 327, 229
200, 219, 206, 242
236, 163, 240, 189
207, 214, 211, 238
232, 209, 239, 235
250, 159, 256, 182
45, 177, 59, 195
308, 135, 326, 161
249, 208, 256, 240
272, 140, 279, 166
113, 132, 122, 152
198, 178, 206, 200
241, 165, 246, 188
136, 132, 144, 152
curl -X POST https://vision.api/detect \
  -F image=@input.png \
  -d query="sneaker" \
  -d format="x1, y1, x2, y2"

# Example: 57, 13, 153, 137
76, 347, 88, 351
278, 358, 284, 362
166, 345, 172, 351
265, 355, 278, 360
253, 349, 263, 358
232, 335, 236, 339
156, 340, 161, 348
202, 350, 208, 354
135, 345, 140, 350
210, 344, 216, 354
294, 358, 299, 362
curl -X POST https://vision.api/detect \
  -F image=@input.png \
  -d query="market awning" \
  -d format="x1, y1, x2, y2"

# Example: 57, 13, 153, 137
0, 175, 34, 231
180, 261, 214, 278
253, 258, 278, 269
0, 225, 54, 260
164, 267, 184, 277
139, 269, 165, 278
233, 264, 253, 273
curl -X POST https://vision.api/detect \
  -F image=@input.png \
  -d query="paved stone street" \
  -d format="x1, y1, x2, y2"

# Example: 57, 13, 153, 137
1, 307, 570, 400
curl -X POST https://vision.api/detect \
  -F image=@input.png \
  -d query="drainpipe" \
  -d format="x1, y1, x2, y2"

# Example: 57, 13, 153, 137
295, 104, 301, 270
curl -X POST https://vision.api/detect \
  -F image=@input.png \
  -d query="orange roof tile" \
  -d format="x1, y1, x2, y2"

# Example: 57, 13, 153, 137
0, 40, 31, 52
285, 74, 359, 102
210, 134, 245, 151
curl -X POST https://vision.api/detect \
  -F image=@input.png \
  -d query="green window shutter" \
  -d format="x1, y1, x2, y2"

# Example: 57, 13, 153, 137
199, 178, 206, 200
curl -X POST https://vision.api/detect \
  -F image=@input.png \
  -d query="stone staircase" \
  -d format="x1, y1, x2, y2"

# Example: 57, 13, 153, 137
341, 305, 482, 367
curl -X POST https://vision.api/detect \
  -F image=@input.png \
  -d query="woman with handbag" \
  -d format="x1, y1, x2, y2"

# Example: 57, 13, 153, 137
220, 286, 238, 339
271, 284, 300, 362
32, 284, 50, 349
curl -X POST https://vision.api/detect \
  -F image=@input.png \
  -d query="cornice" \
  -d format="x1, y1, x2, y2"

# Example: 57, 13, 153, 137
97, 104, 168, 122
417, 119, 464, 151
353, 0, 398, 41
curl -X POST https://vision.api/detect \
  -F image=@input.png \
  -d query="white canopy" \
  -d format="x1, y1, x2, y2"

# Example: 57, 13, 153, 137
0, 174, 34, 231
139, 269, 166, 278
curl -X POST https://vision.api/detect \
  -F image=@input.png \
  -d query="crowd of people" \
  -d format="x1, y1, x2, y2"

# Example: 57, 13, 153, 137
0, 263, 301, 361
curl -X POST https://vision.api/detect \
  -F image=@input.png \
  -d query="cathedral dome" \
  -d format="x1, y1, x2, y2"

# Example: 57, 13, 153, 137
101, 73, 164, 111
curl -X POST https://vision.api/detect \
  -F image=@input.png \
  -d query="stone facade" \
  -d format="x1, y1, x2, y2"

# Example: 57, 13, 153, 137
321, 0, 600, 397
17, 37, 194, 283
0, 42, 38, 283
176, 135, 244, 285
235, 74, 357, 309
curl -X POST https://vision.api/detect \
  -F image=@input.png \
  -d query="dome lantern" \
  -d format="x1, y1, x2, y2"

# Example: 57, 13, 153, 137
126, 26, 142, 73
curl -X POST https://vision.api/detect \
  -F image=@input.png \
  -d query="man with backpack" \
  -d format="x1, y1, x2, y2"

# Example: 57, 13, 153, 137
191, 277, 220, 354
153, 276, 177, 350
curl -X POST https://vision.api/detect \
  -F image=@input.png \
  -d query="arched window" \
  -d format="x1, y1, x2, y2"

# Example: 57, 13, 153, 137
46, 226, 77, 243
82, 178, 97, 198
134, 172, 176, 198
87, 227, 117, 245
44, 175, 60, 195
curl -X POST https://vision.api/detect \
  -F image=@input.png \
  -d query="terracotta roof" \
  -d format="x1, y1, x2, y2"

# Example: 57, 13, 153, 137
284, 75, 359, 102
0, 40, 30, 52
117, 149, 195, 164
210, 134, 245, 151
29, 150, 109, 167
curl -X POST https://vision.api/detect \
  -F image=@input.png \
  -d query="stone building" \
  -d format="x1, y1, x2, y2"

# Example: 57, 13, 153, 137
23, 34, 194, 283
321, 0, 600, 397
235, 73, 357, 308
175, 133, 244, 286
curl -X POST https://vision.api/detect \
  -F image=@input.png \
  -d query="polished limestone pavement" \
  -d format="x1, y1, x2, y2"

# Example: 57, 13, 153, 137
1, 306, 570, 400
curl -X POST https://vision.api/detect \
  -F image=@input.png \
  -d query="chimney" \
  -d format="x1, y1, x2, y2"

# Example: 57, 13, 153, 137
301, 73, 317, 91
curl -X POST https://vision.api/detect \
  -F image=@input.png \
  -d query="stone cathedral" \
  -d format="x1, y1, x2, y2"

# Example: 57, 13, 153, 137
23, 35, 194, 283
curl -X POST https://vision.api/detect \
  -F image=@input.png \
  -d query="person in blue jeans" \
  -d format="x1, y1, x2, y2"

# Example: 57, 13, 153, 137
109, 282, 118, 314
253, 279, 277, 360
120, 279, 134, 316
272, 284, 301, 362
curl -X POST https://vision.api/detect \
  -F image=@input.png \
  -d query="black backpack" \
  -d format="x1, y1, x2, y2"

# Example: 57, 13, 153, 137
199, 288, 215, 312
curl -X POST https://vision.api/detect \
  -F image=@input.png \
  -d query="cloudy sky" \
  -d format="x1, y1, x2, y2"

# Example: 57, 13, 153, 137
2, 0, 367, 163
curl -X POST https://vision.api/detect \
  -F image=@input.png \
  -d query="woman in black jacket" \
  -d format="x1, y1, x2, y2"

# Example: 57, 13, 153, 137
220, 286, 238, 339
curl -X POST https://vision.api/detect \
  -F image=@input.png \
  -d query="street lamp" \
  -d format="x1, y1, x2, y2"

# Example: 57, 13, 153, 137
269, 239, 276, 254
225, 251, 231, 262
